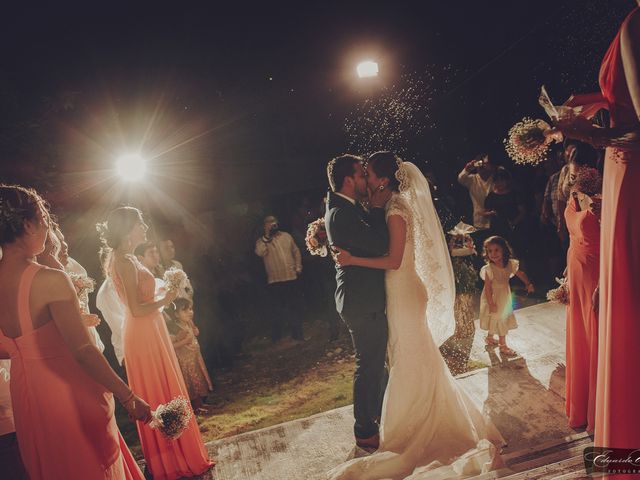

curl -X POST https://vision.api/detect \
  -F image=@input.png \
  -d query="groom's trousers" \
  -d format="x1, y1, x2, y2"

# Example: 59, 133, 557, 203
340, 309, 389, 439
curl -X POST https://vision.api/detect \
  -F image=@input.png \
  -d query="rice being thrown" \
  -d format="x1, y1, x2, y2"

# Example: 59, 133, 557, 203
149, 396, 193, 440
504, 117, 556, 166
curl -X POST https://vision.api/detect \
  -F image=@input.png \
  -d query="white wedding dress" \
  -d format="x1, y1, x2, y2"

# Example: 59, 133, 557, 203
328, 163, 504, 480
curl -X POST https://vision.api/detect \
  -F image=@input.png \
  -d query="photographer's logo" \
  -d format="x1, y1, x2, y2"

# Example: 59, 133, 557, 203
584, 447, 640, 475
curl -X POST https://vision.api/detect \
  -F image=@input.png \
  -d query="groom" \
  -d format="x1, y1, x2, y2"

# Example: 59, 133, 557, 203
324, 154, 391, 451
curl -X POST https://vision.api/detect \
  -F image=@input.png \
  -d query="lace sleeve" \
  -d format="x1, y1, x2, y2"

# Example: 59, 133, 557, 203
385, 195, 410, 223
479, 264, 493, 281
509, 259, 520, 277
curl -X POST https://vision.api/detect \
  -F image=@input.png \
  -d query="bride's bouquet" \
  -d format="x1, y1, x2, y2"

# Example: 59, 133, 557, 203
504, 117, 556, 166
305, 218, 329, 257
69, 273, 96, 313
149, 396, 193, 440
547, 277, 570, 305
163, 267, 189, 296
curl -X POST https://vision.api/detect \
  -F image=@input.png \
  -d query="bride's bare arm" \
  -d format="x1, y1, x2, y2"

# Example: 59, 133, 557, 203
335, 215, 406, 270
115, 257, 176, 317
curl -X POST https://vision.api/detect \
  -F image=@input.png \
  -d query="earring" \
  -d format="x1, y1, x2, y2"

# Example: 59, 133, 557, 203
379, 185, 385, 191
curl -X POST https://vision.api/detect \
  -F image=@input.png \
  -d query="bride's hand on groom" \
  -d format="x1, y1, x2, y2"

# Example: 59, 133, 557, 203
333, 247, 353, 267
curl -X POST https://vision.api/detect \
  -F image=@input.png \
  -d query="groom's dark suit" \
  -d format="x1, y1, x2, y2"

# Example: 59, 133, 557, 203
325, 191, 389, 439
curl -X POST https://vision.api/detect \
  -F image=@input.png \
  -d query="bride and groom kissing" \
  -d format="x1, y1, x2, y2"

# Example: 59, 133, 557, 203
324, 152, 504, 479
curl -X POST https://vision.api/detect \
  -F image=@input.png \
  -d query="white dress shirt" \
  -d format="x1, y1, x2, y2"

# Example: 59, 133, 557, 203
457, 168, 494, 230
96, 278, 125, 365
65, 257, 105, 353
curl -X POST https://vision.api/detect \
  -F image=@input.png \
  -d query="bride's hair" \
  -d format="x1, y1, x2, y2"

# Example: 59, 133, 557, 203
367, 151, 402, 192
96, 206, 142, 276
0, 184, 48, 246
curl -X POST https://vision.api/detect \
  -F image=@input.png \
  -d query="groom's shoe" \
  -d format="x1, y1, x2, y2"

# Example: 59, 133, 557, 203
356, 433, 380, 453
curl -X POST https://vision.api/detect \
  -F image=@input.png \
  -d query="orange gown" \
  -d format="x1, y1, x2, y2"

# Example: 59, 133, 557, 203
0, 263, 143, 480
564, 199, 599, 433
596, 7, 640, 457
113, 256, 213, 480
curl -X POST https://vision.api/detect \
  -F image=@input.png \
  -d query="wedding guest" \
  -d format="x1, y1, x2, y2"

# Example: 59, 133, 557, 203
134, 241, 162, 278
540, 148, 566, 280
36, 226, 64, 270
167, 298, 213, 413
55, 226, 105, 353
100, 206, 213, 479
254, 215, 304, 342
479, 236, 534, 357
0, 184, 149, 479
96, 276, 126, 367
158, 236, 184, 273
482, 168, 527, 256
554, 140, 578, 249
0, 360, 27, 479
457, 153, 497, 231
557, 4, 640, 464
564, 162, 602, 434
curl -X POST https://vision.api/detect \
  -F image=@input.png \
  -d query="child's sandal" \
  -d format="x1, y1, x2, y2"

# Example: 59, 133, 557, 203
499, 346, 518, 356
485, 337, 499, 346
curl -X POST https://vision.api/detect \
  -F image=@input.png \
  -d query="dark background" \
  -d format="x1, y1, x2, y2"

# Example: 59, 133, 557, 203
0, 1, 634, 362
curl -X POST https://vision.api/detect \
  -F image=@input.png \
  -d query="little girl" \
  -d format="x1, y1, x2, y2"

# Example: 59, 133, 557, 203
479, 236, 534, 356
168, 298, 214, 411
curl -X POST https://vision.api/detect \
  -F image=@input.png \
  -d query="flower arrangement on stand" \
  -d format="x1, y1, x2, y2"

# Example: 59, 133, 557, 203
447, 222, 479, 339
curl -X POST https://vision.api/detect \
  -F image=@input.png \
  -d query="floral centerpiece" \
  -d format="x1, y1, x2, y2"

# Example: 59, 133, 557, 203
305, 218, 329, 257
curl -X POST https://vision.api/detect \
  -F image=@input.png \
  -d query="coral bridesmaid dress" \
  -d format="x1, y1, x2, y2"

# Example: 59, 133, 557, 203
113, 256, 213, 480
596, 7, 640, 453
0, 263, 143, 480
564, 198, 599, 433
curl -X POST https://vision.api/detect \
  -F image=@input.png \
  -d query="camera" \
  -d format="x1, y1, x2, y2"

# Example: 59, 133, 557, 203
269, 223, 279, 234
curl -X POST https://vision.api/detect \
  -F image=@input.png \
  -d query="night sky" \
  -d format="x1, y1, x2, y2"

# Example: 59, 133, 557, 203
0, 1, 634, 217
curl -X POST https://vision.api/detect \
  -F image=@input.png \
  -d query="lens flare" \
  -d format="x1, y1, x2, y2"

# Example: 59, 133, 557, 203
116, 154, 146, 182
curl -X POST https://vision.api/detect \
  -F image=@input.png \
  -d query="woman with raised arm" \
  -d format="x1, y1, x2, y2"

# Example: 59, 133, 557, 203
100, 206, 213, 480
556, 4, 640, 461
0, 184, 149, 480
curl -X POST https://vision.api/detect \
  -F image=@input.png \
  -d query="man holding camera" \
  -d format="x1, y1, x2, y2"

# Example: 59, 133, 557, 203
458, 153, 497, 231
255, 215, 304, 343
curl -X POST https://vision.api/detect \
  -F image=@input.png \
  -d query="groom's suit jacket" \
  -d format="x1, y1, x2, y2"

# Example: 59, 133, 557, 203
325, 192, 390, 317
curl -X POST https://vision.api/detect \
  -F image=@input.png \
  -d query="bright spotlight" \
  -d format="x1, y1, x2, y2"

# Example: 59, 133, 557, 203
116, 154, 147, 182
357, 60, 379, 78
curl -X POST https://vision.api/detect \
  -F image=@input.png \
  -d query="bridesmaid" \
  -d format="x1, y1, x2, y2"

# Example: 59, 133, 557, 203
557, 3, 640, 467
100, 206, 214, 480
0, 184, 149, 480
563, 144, 601, 434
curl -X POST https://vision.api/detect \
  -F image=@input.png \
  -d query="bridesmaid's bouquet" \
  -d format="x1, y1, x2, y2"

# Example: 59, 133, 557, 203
547, 277, 570, 305
149, 396, 193, 440
504, 117, 557, 166
163, 268, 189, 293
305, 218, 329, 257
69, 273, 96, 313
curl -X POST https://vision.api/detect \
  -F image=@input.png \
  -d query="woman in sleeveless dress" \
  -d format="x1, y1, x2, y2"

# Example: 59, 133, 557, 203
331, 153, 504, 480
556, 4, 640, 466
99, 207, 214, 480
0, 184, 150, 480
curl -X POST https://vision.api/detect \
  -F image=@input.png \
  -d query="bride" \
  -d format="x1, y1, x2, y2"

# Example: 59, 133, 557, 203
330, 152, 504, 480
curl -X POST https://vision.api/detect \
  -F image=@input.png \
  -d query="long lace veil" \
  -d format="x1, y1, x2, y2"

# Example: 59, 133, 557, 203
397, 161, 456, 346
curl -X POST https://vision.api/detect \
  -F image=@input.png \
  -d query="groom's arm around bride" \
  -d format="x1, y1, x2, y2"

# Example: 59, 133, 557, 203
324, 154, 390, 448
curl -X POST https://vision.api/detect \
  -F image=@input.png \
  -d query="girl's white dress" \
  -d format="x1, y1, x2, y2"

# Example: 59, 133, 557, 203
479, 259, 519, 336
